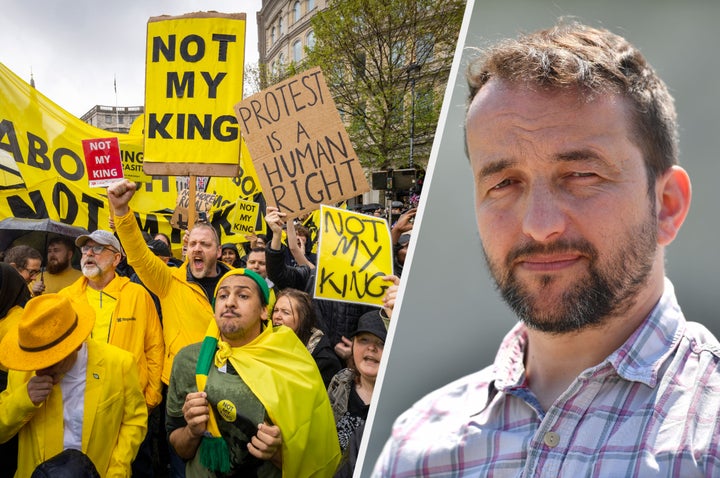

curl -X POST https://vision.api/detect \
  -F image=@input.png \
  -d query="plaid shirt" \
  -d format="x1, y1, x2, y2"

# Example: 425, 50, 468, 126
373, 280, 720, 477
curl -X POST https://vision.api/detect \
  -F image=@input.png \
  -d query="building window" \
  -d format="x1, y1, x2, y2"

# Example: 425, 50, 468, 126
271, 26, 276, 44
293, 1, 301, 23
391, 41, 406, 66
307, 0, 315, 11
278, 52, 286, 67
306, 30, 315, 50
417, 34, 435, 63
105, 115, 112, 123
278, 16, 284, 36
292, 40, 303, 62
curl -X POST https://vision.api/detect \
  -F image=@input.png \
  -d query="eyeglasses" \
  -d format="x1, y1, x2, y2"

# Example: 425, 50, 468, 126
80, 245, 118, 255
22, 267, 41, 277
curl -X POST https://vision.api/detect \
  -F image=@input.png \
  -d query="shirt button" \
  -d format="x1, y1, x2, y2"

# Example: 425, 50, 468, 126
543, 431, 560, 448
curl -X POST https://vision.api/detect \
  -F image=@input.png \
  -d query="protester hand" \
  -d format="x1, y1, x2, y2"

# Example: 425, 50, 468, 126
31, 278, 45, 296
181, 229, 190, 261
334, 336, 353, 362
265, 207, 286, 235
182, 391, 210, 438
107, 179, 137, 216
393, 208, 416, 234
27, 375, 54, 406
248, 422, 283, 466
382, 275, 401, 319
244, 233, 259, 247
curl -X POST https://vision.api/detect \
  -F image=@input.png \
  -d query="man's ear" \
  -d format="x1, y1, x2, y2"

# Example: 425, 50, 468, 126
656, 165, 691, 246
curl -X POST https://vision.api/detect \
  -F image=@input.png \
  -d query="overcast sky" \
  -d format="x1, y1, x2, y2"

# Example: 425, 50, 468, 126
0, 0, 262, 117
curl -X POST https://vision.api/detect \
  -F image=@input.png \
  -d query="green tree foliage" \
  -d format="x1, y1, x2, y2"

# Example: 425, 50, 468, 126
303, 0, 465, 170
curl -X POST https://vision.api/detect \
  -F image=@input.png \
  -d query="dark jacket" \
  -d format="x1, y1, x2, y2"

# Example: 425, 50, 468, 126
31, 449, 100, 478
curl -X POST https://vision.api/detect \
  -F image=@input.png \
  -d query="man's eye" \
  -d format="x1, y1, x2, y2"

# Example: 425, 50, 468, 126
492, 178, 514, 190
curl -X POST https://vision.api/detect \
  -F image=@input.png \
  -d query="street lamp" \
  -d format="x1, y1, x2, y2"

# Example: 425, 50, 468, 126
406, 62, 421, 169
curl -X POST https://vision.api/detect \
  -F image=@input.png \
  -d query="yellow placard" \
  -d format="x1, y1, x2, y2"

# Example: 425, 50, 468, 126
144, 12, 246, 177
0, 61, 261, 256
235, 68, 370, 220
313, 205, 393, 307
229, 198, 259, 235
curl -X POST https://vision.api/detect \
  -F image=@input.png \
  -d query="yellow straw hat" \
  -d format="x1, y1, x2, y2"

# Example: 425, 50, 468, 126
0, 293, 95, 371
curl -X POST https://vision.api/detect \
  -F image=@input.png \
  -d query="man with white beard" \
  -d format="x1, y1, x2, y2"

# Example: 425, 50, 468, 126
60, 229, 164, 478
60, 230, 164, 409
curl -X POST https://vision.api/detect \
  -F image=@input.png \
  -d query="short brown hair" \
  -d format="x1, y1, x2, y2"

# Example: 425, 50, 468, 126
466, 20, 678, 188
3, 245, 42, 269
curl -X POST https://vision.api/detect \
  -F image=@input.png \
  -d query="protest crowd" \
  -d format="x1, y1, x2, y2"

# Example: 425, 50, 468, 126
0, 10, 422, 476
0, 176, 414, 478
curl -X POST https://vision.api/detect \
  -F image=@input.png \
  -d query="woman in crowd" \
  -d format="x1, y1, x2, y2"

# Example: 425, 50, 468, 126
328, 309, 386, 476
0, 262, 32, 478
271, 288, 342, 387
220, 243, 243, 268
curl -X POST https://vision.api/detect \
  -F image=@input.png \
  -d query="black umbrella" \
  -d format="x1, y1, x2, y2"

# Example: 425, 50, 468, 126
0, 218, 89, 262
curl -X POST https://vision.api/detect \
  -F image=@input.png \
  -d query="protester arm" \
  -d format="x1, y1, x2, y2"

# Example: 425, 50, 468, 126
265, 245, 312, 291
0, 371, 38, 443
142, 291, 165, 409
166, 348, 206, 460
104, 349, 147, 477
391, 208, 416, 244
106, 349, 147, 478
114, 210, 174, 298
286, 220, 315, 269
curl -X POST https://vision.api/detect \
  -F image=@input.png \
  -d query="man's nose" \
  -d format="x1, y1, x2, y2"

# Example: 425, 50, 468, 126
521, 183, 568, 243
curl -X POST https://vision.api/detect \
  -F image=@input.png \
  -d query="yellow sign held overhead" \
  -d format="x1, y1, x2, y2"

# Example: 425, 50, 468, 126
314, 205, 393, 307
144, 12, 247, 177
229, 198, 260, 235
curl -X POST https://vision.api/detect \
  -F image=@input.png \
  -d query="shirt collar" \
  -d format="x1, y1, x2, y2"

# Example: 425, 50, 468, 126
491, 278, 684, 391
605, 278, 684, 387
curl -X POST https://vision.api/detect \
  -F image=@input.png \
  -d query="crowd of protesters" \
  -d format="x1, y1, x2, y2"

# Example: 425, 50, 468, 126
0, 177, 414, 477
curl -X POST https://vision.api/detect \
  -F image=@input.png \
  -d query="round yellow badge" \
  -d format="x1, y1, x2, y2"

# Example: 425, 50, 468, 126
217, 399, 237, 422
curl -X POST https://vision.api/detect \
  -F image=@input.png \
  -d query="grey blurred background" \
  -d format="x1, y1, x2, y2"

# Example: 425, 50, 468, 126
357, 0, 720, 476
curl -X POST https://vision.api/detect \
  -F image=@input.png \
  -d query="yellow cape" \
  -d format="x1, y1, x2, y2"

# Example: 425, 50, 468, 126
207, 320, 341, 477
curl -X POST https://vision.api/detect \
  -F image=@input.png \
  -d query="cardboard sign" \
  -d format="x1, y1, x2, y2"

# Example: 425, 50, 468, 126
144, 12, 247, 177
171, 189, 217, 229
313, 205, 393, 307
81, 137, 124, 188
229, 198, 259, 235
235, 67, 370, 220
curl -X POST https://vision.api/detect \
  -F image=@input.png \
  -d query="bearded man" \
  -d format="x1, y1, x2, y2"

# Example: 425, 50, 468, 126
32, 237, 82, 295
373, 21, 720, 477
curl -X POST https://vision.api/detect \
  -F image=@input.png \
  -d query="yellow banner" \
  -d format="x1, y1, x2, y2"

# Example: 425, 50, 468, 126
144, 13, 246, 177
314, 205, 393, 307
0, 62, 262, 256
